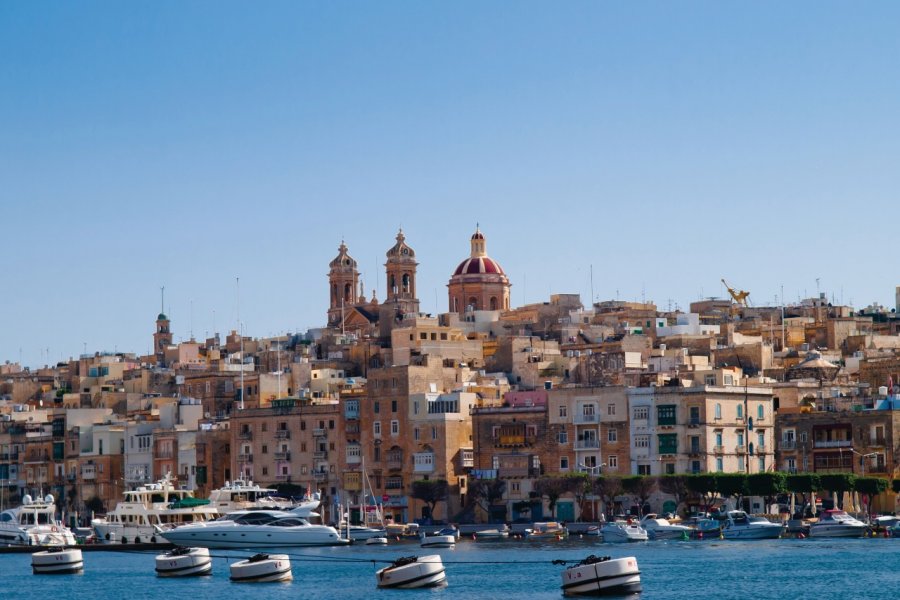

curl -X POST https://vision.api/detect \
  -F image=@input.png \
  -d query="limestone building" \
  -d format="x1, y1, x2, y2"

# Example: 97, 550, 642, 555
448, 227, 511, 314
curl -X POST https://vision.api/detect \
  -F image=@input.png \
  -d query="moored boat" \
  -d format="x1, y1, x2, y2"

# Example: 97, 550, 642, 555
376, 555, 446, 589
0, 494, 77, 546
809, 510, 868, 538
600, 521, 648, 543
32, 547, 83, 574
560, 555, 641, 596
474, 526, 510, 540
526, 521, 568, 539
230, 553, 292, 582
722, 511, 783, 540
639, 514, 691, 540
155, 546, 212, 577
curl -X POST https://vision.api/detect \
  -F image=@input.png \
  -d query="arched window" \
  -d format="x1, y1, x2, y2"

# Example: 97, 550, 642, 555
332, 284, 337, 303
489, 296, 498, 310
344, 283, 351, 302
402, 273, 410, 293
468, 297, 478, 310
714, 403, 722, 419
390, 275, 396, 294
757, 404, 764, 420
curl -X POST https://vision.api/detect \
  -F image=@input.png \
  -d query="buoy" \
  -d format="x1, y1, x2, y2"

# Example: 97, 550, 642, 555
377, 555, 446, 589
32, 547, 83, 574
230, 553, 292, 583
155, 547, 212, 577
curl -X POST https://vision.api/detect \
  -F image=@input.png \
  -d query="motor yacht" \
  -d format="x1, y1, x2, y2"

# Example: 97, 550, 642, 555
809, 510, 868, 538
639, 514, 691, 540
600, 521, 649, 542
161, 508, 349, 548
721, 511, 783, 540
207, 480, 316, 513
92, 474, 218, 544
0, 493, 76, 546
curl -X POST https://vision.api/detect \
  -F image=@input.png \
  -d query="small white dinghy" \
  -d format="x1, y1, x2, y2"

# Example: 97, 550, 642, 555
155, 546, 212, 577
230, 553, 292, 583
420, 534, 455, 548
32, 547, 83, 574
365, 536, 389, 545
376, 555, 446, 589
560, 555, 641, 596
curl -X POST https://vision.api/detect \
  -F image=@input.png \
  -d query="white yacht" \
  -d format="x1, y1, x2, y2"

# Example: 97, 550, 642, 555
92, 474, 218, 543
0, 493, 76, 546
721, 511, 783, 540
161, 508, 349, 548
207, 480, 320, 516
639, 514, 692, 540
809, 510, 868, 538
600, 521, 649, 542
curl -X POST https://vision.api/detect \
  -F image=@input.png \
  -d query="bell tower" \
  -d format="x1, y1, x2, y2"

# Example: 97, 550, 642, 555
327, 241, 359, 326
153, 286, 173, 365
379, 229, 420, 337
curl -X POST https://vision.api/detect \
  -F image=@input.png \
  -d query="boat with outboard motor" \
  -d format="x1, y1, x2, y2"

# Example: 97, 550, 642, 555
92, 473, 218, 544
0, 493, 76, 546
161, 507, 348, 548
722, 511, 783, 540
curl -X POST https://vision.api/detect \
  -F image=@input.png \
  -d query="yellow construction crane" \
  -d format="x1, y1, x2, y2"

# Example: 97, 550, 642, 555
721, 278, 751, 307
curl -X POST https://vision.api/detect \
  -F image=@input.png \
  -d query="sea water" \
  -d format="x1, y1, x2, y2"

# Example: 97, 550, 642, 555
3, 537, 899, 599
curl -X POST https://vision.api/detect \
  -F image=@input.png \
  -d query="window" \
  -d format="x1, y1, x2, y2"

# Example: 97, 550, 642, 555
261, 445, 268, 454
262, 467, 268, 476
510, 482, 520, 493
758, 457, 766, 472
657, 405, 676, 426
607, 455, 618, 469
432, 427, 437, 440
705, 374, 716, 385
737, 431, 745, 447
691, 460, 701, 474
658, 433, 677, 454
261, 423, 267, 432
390, 420, 399, 436
414, 428, 420, 441
757, 404, 765, 421
300, 421, 306, 431
607, 403, 615, 416
374, 402, 380, 414
374, 422, 381, 437
714, 403, 722, 419
637, 464, 651, 475
689, 406, 700, 425
633, 406, 649, 420
736, 404, 744, 419
557, 430, 568, 444
634, 435, 650, 448
799, 431, 808, 443
758, 432, 765, 449
391, 400, 397, 412
664, 463, 675, 475
559, 405, 567, 418
716, 457, 724, 472
737, 456, 745, 472
560, 457, 569, 470
724, 374, 734, 385
607, 429, 617, 443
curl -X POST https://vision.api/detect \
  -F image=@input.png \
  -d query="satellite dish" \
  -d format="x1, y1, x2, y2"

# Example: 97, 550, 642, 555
22, 494, 33, 505
44, 494, 54, 504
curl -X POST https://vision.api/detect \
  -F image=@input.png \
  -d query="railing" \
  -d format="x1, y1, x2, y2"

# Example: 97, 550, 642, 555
658, 446, 678, 456
780, 440, 796, 450
574, 413, 598, 424
313, 428, 327, 437
237, 453, 253, 463
498, 467, 538, 478
574, 439, 600, 450
687, 419, 701, 428
344, 409, 360, 420
870, 437, 887, 446
313, 471, 328, 481
274, 452, 291, 461
275, 430, 291, 439
346, 455, 361, 464
386, 458, 403, 470
238, 431, 253, 440
313, 450, 328, 459
346, 423, 360, 434
689, 446, 702, 456
813, 440, 852, 449
713, 445, 724, 453
275, 474, 291, 481
735, 445, 746, 454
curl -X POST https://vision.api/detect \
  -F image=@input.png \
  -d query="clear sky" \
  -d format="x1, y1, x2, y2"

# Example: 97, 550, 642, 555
2, 1, 899, 368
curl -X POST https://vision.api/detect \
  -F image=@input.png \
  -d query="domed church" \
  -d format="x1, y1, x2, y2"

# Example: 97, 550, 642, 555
447, 226, 511, 314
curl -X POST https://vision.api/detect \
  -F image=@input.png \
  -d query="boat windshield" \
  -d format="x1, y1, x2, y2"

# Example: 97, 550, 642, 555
232, 512, 280, 525
748, 517, 771, 524
268, 518, 309, 527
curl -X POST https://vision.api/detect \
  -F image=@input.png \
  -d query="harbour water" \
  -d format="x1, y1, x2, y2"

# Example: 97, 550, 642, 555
4, 537, 899, 599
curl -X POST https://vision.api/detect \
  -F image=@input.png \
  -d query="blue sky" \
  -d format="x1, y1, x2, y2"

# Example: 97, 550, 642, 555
2, 2, 899, 367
